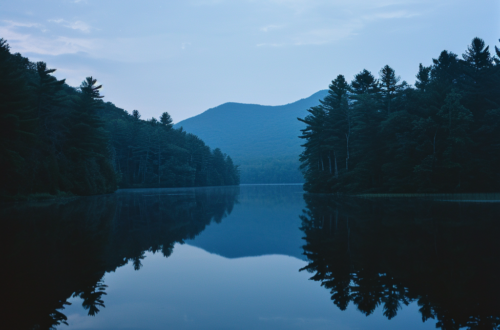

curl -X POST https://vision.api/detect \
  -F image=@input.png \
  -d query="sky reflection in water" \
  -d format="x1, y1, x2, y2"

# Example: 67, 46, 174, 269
63, 245, 430, 330
60, 185, 434, 330
3, 185, 499, 329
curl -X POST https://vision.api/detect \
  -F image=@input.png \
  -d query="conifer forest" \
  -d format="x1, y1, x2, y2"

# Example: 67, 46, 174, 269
0, 38, 239, 198
299, 38, 500, 193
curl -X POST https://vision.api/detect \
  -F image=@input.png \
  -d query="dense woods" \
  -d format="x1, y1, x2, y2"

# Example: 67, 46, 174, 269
299, 38, 500, 193
0, 38, 239, 197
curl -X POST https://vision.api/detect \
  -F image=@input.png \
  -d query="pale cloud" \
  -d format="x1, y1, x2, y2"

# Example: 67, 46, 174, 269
0, 21, 95, 55
362, 10, 420, 21
255, 1, 425, 47
1, 20, 179, 62
292, 26, 360, 46
49, 19, 92, 33
1, 20, 43, 29
256, 42, 285, 47
260, 24, 284, 32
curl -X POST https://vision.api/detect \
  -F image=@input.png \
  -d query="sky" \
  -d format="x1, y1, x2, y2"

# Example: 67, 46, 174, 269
1, 0, 499, 123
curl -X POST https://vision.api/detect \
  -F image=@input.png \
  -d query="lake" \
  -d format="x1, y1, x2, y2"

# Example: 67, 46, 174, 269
2, 185, 500, 330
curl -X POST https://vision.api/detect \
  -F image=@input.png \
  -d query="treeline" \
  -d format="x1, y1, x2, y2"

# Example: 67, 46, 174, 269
241, 156, 304, 184
0, 38, 239, 197
105, 106, 239, 189
299, 38, 500, 193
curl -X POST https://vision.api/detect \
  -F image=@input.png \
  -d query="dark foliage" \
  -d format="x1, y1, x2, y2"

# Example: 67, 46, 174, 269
0, 39, 239, 196
298, 37, 500, 193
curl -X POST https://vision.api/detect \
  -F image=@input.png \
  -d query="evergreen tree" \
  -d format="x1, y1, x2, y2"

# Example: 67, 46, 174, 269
132, 109, 141, 120
462, 37, 492, 71
351, 69, 379, 95
415, 64, 431, 92
321, 75, 352, 172
298, 106, 331, 192
379, 65, 401, 114
0, 38, 239, 197
160, 111, 173, 129
0, 38, 36, 195
66, 77, 116, 195
298, 37, 500, 193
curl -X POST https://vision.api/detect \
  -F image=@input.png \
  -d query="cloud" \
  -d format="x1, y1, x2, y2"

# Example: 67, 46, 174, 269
362, 10, 420, 21
1, 20, 43, 29
0, 21, 95, 55
256, 42, 285, 47
260, 24, 284, 32
292, 26, 360, 46
49, 19, 92, 33
254, 1, 426, 47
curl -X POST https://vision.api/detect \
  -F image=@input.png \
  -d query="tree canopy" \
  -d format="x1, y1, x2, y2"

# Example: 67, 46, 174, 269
298, 37, 500, 193
0, 38, 239, 197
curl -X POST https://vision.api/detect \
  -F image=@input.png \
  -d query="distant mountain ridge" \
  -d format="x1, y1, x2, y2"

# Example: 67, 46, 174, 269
175, 90, 328, 183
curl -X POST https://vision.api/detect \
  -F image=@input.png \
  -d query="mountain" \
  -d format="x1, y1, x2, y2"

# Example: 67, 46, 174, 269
175, 90, 328, 183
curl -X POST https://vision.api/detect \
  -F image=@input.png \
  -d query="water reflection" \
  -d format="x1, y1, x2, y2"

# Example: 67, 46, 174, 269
299, 195, 500, 330
1, 187, 239, 330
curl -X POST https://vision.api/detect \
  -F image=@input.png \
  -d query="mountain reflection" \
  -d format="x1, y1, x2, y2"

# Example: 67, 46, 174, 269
299, 195, 500, 330
2, 187, 239, 330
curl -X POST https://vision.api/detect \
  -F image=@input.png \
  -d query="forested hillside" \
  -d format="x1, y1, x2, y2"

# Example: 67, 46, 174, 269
175, 90, 327, 183
299, 37, 500, 193
0, 38, 239, 198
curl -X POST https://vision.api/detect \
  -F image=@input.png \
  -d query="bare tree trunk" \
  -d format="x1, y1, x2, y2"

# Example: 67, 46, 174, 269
334, 152, 338, 179
347, 215, 350, 253
432, 131, 437, 171
345, 132, 350, 171
328, 152, 332, 174
345, 112, 351, 171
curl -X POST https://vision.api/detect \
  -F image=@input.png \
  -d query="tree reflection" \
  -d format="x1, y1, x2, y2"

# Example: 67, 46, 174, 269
1, 186, 239, 329
300, 195, 500, 330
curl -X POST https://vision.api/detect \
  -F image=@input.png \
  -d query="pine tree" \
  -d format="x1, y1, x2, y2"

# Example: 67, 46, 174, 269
351, 69, 380, 95
298, 105, 333, 192
321, 75, 353, 172
160, 112, 173, 129
379, 65, 401, 114
415, 64, 431, 92
462, 37, 492, 71
0, 39, 36, 195
67, 77, 116, 195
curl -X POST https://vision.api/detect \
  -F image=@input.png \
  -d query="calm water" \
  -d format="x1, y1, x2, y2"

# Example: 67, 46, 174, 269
2, 185, 500, 330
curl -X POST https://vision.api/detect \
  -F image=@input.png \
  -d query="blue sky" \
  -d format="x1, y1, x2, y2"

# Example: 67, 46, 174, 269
1, 0, 499, 122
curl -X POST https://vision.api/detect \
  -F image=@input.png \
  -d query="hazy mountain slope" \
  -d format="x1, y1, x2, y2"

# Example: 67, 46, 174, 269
175, 90, 328, 183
